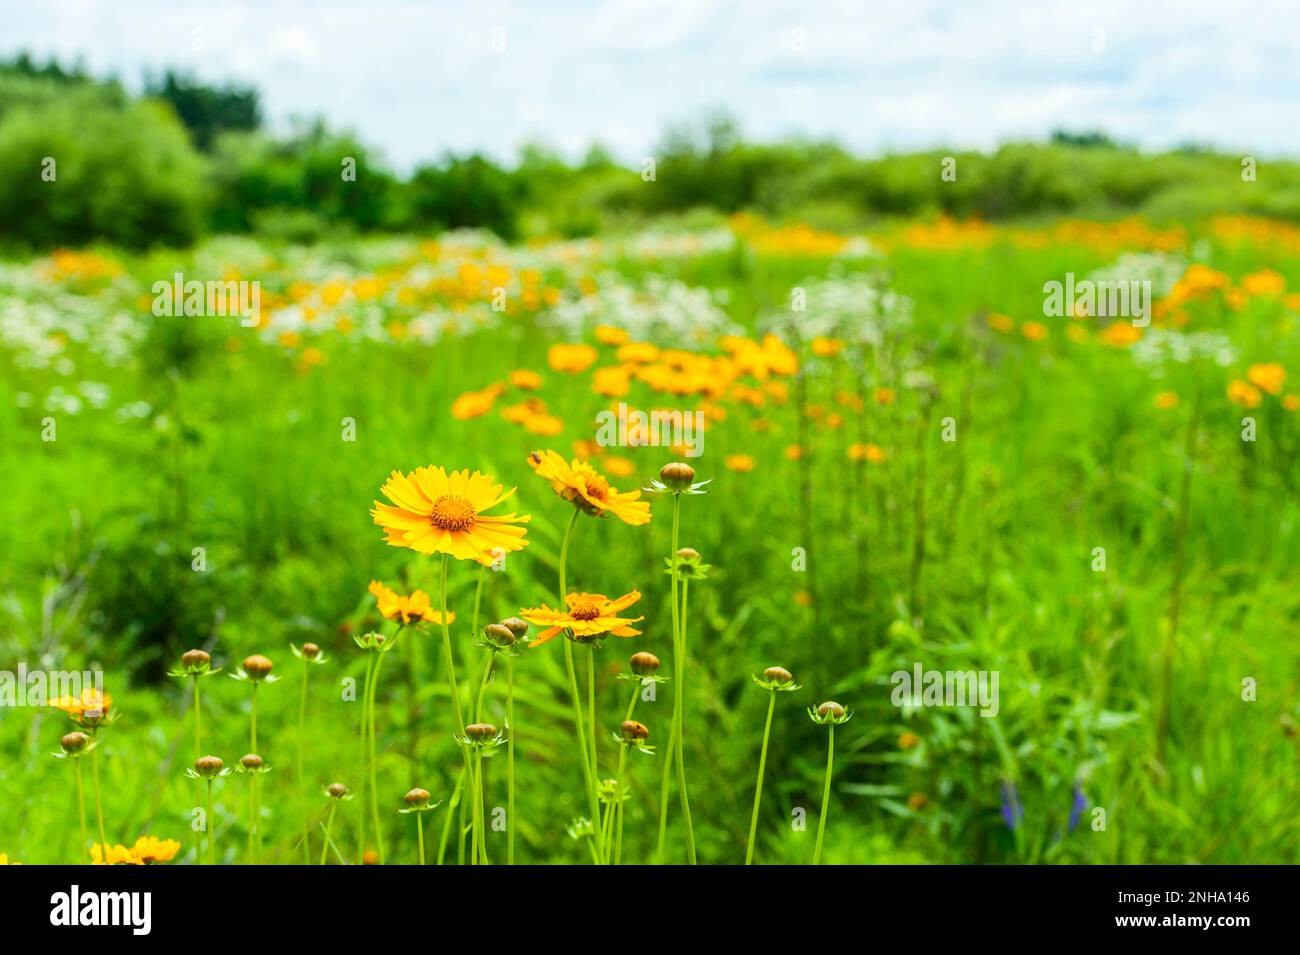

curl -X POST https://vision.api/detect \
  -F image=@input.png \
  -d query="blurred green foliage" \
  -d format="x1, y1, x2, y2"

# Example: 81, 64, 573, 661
4, 53, 1300, 249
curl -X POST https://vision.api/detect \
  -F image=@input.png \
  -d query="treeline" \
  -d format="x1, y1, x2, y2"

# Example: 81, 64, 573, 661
2, 55, 1299, 251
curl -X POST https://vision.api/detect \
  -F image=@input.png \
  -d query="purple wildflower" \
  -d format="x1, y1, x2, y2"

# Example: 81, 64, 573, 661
999, 779, 1023, 831
1068, 782, 1088, 832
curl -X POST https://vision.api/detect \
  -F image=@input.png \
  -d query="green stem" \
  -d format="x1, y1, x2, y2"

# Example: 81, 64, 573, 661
193, 677, 203, 864
587, 644, 600, 805
417, 813, 426, 866
250, 683, 258, 753
369, 648, 388, 865
507, 656, 516, 866
745, 691, 777, 864
320, 802, 337, 865
357, 651, 375, 862
90, 735, 108, 852
74, 758, 89, 864
247, 777, 256, 862
437, 768, 464, 864
206, 779, 216, 865
676, 566, 696, 863
813, 724, 835, 865
557, 508, 603, 863
299, 660, 311, 862
472, 652, 495, 865
614, 684, 639, 865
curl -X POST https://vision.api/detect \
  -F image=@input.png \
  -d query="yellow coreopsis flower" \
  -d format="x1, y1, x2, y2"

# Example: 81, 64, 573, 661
520, 591, 644, 646
527, 449, 651, 525
128, 836, 181, 864
91, 843, 141, 866
548, 343, 598, 374
1247, 362, 1286, 396
372, 467, 530, 562
52, 689, 113, 727
368, 580, 453, 624
1227, 379, 1262, 409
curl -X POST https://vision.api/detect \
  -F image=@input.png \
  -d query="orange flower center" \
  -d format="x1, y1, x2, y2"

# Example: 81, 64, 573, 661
570, 602, 602, 621
583, 475, 610, 501
429, 495, 477, 532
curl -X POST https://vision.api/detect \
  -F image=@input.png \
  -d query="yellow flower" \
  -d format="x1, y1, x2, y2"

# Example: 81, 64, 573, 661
1100, 322, 1143, 347
603, 455, 636, 478
811, 336, 844, 357
368, 580, 453, 624
91, 843, 141, 866
452, 385, 503, 420
127, 836, 181, 864
1242, 269, 1285, 297
725, 454, 756, 472
52, 689, 112, 726
1283, 394, 1300, 412
1154, 391, 1179, 409
509, 369, 542, 390
592, 365, 633, 398
595, 325, 630, 346
0, 853, 19, 865
1247, 362, 1286, 395
617, 342, 659, 364
548, 343, 598, 374
527, 449, 651, 525
1021, 321, 1048, 341
874, 387, 895, 405
522, 412, 565, 436
372, 467, 531, 562
784, 444, 804, 461
987, 312, 1015, 333
1227, 379, 1262, 409
848, 443, 887, 463
520, 591, 643, 646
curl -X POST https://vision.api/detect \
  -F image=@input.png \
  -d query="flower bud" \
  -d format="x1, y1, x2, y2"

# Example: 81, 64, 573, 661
60, 731, 89, 755
403, 787, 431, 807
499, 617, 529, 640
763, 665, 793, 685
242, 655, 273, 680
301, 643, 321, 660
817, 701, 846, 721
181, 648, 210, 669
195, 755, 224, 778
482, 623, 517, 650
629, 651, 660, 676
659, 462, 696, 490
620, 720, 650, 742
326, 783, 350, 799
465, 723, 497, 741
676, 547, 701, 562
240, 754, 263, 770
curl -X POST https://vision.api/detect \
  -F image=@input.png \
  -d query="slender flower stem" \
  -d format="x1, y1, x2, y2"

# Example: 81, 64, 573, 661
471, 563, 486, 638
437, 769, 464, 864
657, 493, 696, 863
74, 759, 89, 864
745, 690, 777, 865
417, 813, 426, 866
587, 645, 600, 805
206, 779, 216, 865
90, 734, 108, 853
247, 777, 257, 862
368, 647, 389, 865
357, 651, 375, 862
192, 677, 202, 863
506, 656, 516, 866
250, 683, 259, 752
299, 659, 311, 863
472, 653, 494, 865
437, 554, 471, 866
614, 684, 639, 865
320, 802, 337, 865
557, 508, 604, 863
813, 724, 836, 865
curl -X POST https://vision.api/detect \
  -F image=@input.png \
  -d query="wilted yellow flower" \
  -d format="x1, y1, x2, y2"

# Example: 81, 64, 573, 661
548, 343, 598, 373
1247, 362, 1286, 395
369, 580, 452, 624
372, 467, 530, 562
527, 449, 650, 525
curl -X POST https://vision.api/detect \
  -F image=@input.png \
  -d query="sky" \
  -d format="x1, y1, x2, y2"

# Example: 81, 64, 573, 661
5, 0, 1300, 170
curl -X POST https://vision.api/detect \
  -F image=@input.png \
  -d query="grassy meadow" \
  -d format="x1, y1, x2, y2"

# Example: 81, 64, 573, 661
2, 210, 1299, 866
